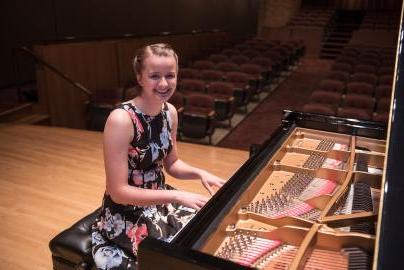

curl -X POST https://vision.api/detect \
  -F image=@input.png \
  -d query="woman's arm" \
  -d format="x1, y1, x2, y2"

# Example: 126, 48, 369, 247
104, 108, 209, 209
163, 103, 226, 195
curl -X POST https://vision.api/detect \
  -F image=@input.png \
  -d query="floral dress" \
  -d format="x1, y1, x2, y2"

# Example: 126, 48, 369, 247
91, 103, 196, 270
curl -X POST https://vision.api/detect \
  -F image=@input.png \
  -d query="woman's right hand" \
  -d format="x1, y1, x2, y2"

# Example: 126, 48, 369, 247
173, 190, 210, 211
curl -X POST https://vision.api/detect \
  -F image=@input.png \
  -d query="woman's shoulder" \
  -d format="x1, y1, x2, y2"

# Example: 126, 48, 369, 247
103, 108, 134, 145
106, 107, 133, 130
165, 102, 178, 117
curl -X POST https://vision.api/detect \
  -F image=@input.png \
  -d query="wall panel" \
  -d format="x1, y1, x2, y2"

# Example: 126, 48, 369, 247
2, 1, 258, 88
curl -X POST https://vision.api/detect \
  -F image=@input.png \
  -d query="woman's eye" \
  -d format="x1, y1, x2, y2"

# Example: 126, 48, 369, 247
150, 74, 160, 80
166, 74, 176, 80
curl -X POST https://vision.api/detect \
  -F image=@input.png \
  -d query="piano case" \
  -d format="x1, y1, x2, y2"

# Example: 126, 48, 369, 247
138, 110, 401, 269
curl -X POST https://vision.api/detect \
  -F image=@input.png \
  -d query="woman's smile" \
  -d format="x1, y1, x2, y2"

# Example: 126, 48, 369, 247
154, 88, 172, 99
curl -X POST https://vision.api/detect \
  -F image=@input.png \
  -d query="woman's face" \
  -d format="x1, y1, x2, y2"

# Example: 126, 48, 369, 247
137, 54, 177, 103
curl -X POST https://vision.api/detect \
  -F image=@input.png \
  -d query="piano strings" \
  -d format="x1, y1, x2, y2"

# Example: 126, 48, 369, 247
207, 128, 383, 269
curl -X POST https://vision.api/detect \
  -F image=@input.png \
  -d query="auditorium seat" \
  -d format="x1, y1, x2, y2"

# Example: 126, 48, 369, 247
262, 50, 284, 72
338, 107, 373, 120
230, 55, 250, 65
351, 73, 378, 85
269, 46, 291, 69
206, 81, 236, 127
216, 62, 240, 73
326, 71, 350, 84
309, 91, 342, 112
222, 48, 241, 57
355, 64, 377, 74
336, 56, 356, 66
235, 43, 250, 51
331, 62, 353, 74
374, 85, 392, 99
282, 43, 299, 63
250, 56, 274, 82
225, 71, 251, 112
378, 66, 394, 76
319, 79, 345, 93
379, 75, 393, 86
209, 54, 228, 63
181, 94, 216, 144
252, 43, 269, 52
356, 58, 380, 67
168, 92, 185, 132
193, 60, 215, 70
122, 85, 138, 101
341, 49, 357, 58
375, 97, 390, 112
373, 97, 390, 122
179, 67, 200, 80
338, 94, 375, 120
178, 79, 206, 95
242, 49, 260, 59
239, 63, 264, 96
346, 82, 374, 96
88, 87, 125, 131
200, 70, 224, 84
302, 103, 336, 116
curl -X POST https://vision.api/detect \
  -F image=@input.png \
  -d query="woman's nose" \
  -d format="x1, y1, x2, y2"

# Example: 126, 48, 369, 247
158, 77, 168, 87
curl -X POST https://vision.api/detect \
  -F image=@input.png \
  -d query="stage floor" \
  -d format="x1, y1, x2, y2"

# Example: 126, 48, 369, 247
0, 124, 248, 270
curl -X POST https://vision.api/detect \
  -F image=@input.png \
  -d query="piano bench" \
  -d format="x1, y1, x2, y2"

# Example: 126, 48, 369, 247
49, 208, 100, 270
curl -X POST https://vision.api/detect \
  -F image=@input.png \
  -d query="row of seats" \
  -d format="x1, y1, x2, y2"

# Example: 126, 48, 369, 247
317, 78, 392, 98
335, 46, 396, 71
288, 8, 335, 28
360, 11, 400, 30
303, 45, 395, 122
169, 38, 305, 143
303, 92, 390, 122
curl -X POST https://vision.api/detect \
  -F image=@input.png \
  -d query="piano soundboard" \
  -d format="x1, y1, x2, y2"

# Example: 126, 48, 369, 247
201, 127, 385, 270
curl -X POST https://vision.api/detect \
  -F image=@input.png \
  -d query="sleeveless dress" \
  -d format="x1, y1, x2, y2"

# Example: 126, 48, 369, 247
91, 102, 196, 270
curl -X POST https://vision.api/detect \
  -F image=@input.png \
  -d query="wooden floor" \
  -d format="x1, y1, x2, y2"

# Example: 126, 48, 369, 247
0, 124, 248, 270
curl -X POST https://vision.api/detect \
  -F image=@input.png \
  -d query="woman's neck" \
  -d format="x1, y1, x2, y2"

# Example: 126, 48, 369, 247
132, 96, 163, 116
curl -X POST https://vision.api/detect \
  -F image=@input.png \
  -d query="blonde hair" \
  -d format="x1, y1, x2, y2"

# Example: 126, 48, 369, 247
132, 43, 179, 76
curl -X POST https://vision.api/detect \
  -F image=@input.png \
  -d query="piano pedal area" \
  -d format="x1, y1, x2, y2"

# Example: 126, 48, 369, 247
201, 128, 385, 270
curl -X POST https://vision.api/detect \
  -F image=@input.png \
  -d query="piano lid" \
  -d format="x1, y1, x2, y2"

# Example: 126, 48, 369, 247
374, 3, 404, 270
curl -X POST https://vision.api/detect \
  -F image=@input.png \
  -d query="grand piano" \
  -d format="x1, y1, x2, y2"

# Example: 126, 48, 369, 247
138, 15, 404, 270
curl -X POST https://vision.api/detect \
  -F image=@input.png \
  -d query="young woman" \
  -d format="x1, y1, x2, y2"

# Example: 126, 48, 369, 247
91, 43, 225, 270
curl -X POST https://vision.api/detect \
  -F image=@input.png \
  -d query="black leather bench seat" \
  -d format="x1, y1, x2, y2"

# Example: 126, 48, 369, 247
49, 208, 100, 270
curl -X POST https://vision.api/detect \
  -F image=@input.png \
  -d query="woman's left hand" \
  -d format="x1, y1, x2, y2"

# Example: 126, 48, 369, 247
200, 172, 226, 196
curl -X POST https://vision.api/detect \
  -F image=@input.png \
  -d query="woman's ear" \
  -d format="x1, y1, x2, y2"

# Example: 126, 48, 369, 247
136, 74, 142, 86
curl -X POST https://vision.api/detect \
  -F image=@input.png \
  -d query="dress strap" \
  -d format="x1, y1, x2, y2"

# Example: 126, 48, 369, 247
116, 103, 144, 146
162, 103, 172, 132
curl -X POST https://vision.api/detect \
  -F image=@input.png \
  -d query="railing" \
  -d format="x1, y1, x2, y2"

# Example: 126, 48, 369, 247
19, 46, 93, 100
